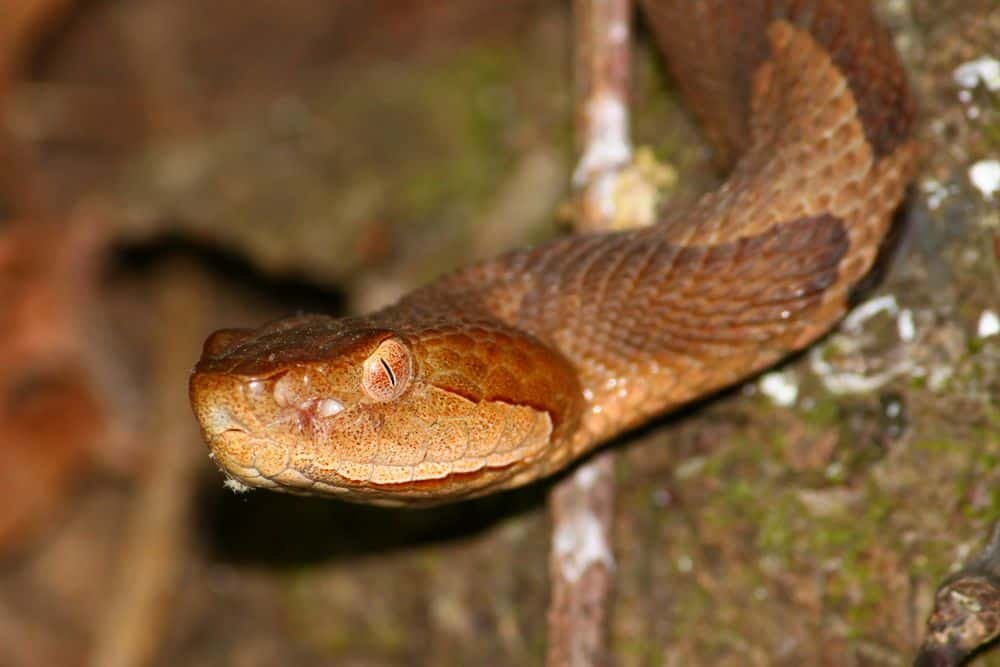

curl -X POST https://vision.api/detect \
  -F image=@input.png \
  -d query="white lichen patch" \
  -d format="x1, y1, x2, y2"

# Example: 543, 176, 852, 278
842, 294, 898, 331
573, 461, 600, 489
552, 510, 615, 583
969, 159, 1000, 200
953, 56, 1000, 91
897, 308, 916, 342
608, 21, 628, 45
573, 92, 631, 189
926, 365, 953, 392
810, 348, 914, 395
674, 456, 706, 480
809, 295, 923, 395
921, 178, 955, 210
759, 371, 799, 406
978, 310, 999, 338
610, 147, 677, 229
675, 554, 693, 573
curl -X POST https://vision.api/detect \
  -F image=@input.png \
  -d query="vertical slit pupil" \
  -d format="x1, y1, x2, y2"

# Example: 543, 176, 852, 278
379, 357, 396, 386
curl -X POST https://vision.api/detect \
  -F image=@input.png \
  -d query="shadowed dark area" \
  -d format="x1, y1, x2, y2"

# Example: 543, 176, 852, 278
109, 233, 351, 317
197, 473, 552, 565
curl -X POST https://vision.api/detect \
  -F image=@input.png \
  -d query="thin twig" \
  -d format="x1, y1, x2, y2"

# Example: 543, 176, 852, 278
89, 261, 208, 667
546, 1, 632, 665
569, 0, 633, 234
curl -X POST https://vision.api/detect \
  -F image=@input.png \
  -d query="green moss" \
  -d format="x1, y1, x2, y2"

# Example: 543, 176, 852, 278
755, 493, 801, 558
397, 50, 512, 210
980, 94, 1000, 148
800, 395, 842, 428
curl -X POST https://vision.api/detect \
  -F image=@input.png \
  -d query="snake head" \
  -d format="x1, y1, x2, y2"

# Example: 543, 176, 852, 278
190, 314, 582, 505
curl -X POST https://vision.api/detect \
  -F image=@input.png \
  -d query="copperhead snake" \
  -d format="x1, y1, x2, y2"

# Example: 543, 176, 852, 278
190, 0, 918, 506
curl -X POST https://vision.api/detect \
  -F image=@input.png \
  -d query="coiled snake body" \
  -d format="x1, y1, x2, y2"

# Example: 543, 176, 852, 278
190, 0, 918, 505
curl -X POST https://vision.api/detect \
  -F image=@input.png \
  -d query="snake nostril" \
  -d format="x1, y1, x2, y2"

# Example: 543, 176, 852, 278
204, 405, 249, 436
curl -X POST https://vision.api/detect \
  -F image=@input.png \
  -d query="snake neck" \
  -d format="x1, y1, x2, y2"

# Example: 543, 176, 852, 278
394, 2, 918, 457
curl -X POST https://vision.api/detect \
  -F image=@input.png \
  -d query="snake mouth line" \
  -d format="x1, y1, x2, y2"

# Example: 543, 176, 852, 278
206, 456, 525, 508
361, 460, 522, 493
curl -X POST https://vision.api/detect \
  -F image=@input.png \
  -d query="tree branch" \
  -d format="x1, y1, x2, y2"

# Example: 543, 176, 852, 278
546, 1, 632, 665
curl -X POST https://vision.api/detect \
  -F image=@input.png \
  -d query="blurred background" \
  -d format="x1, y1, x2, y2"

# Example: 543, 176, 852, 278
0, 0, 997, 665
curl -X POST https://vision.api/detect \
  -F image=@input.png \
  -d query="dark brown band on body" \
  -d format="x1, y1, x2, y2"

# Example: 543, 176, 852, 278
640, 0, 914, 161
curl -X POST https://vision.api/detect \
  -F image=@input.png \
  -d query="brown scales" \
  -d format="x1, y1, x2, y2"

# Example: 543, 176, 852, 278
190, 0, 919, 503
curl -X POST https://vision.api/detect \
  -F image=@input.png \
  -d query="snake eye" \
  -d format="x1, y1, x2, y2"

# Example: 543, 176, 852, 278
361, 337, 412, 401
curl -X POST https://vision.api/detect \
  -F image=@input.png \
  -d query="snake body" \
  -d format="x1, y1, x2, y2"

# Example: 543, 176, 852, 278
190, 0, 918, 505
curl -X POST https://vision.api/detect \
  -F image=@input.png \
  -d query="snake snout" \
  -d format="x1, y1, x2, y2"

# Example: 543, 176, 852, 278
204, 404, 249, 437
190, 371, 249, 437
